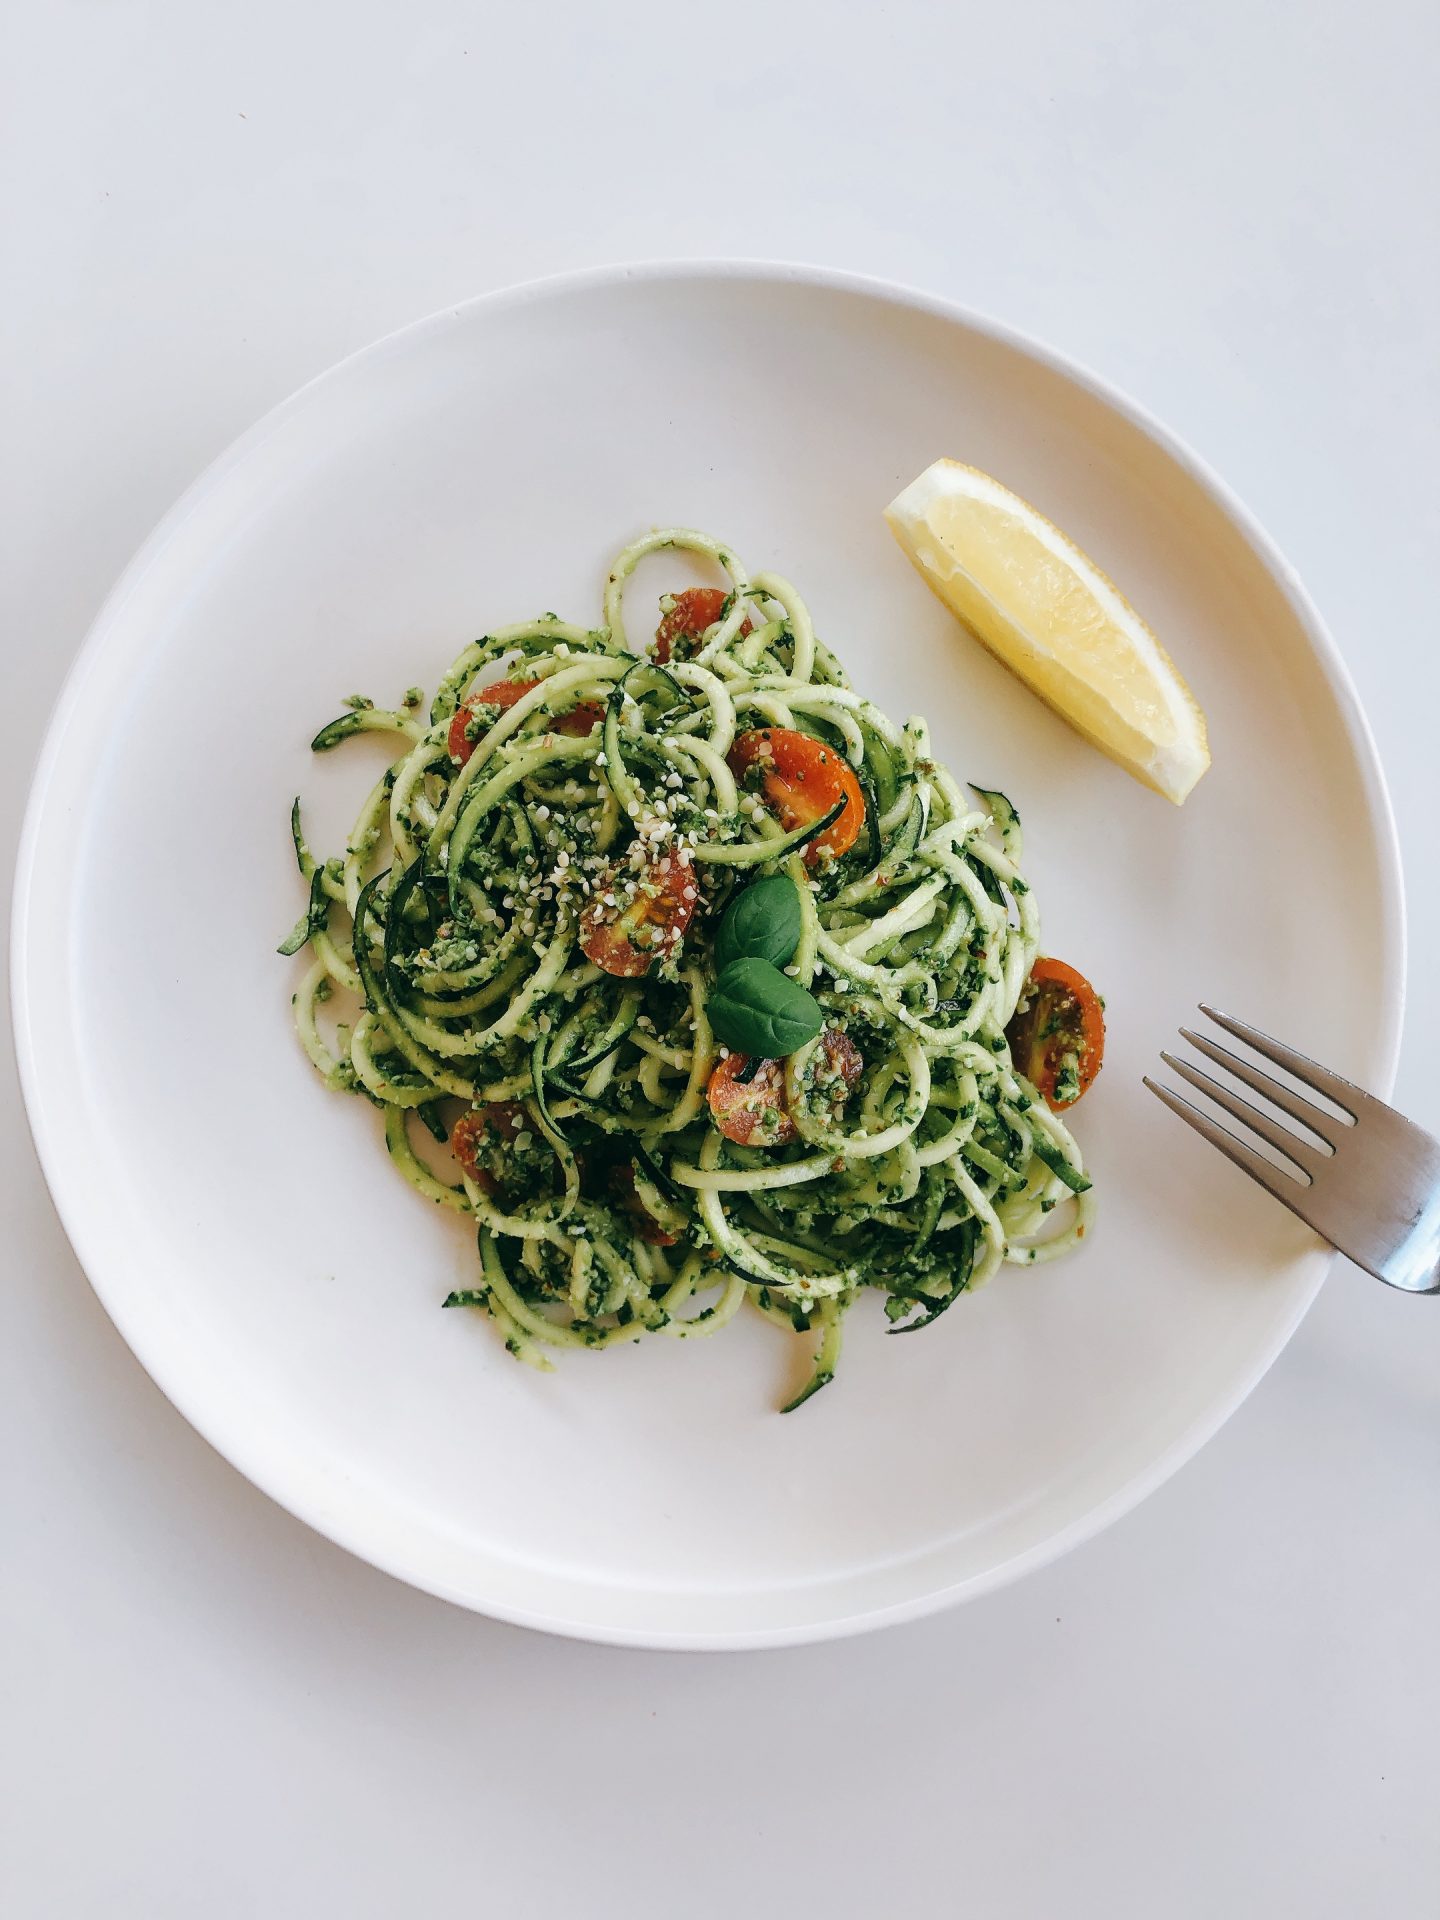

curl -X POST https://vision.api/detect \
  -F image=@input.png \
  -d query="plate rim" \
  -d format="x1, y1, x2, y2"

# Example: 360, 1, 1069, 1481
10, 257, 1408, 1648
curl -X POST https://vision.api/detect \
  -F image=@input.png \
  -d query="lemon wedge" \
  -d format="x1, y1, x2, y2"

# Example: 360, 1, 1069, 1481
885, 459, 1210, 804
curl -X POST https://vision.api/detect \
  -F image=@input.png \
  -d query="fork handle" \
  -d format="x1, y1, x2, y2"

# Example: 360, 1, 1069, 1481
1365, 1187, 1440, 1294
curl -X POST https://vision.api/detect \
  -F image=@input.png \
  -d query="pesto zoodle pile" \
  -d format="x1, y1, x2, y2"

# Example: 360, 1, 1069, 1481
281, 529, 1104, 1411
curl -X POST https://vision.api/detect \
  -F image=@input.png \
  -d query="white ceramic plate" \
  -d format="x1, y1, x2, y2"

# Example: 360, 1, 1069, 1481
13, 263, 1403, 1648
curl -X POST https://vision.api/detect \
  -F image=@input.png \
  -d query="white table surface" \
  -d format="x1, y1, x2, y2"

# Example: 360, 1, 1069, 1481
4, 4, 1437, 1914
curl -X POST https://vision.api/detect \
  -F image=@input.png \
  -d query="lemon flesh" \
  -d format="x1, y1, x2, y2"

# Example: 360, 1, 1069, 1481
886, 460, 1210, 804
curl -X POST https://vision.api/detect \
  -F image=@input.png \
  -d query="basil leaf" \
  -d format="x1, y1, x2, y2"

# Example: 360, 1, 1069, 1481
714, 873, 802, 973
708, 957, 824, 1058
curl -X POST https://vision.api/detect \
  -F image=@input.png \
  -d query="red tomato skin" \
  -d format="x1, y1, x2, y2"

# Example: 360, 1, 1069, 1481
706, 1028, 864, 1146
580, 853, 699, 978
450, 1100, 528, 1191
707, 1054, 797, 1145
655, 587, 749, 665
811, 1027, 863, 1100
1005, 958, 1106, 1110
726, 727, 864, 865
448, 680, 600, 764
611, 1163, 679, 1245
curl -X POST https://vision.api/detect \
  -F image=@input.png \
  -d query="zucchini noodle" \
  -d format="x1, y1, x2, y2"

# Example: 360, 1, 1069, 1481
281, 530, 1095, 1411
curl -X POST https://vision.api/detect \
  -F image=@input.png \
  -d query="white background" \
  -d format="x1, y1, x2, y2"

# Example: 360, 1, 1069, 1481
3, 3, 1437, 1914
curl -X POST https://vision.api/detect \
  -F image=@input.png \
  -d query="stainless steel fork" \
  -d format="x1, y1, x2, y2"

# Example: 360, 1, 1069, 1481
1145, 1005, 1440, 1295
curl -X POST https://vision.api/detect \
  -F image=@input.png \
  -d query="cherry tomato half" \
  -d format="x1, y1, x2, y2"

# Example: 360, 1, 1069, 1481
727, 727, 864, 866
654, 587, 750, 665
450, 1100, 528, 1195
706, 1027, 863, 1146
579, 852, 699, 978
1004, 958, 1106, 1110
611, 1162, 679, 1246
447, 679, 601, 764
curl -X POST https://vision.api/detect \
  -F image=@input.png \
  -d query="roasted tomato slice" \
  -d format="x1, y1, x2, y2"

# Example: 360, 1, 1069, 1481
611, 1162, 679, 1246
580, 852, 698, 978
447, 679, 601, 764
706, 1027, 863, 1146
727, 727, 864, 865
1004, 958, 1106, 1110
449, 1100, 529, 1195
707, 1055, 795, 1145
654, 586, 751, 665
807, 1026, 863, 1104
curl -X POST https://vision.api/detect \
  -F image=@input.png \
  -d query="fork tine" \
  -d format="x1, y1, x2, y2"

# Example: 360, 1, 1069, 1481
1143, 1075, 1319, 1225
1178, 1029, 1338, 1147
1160, 1051, 1319, 1173
1199, 1005, 1360, 1120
